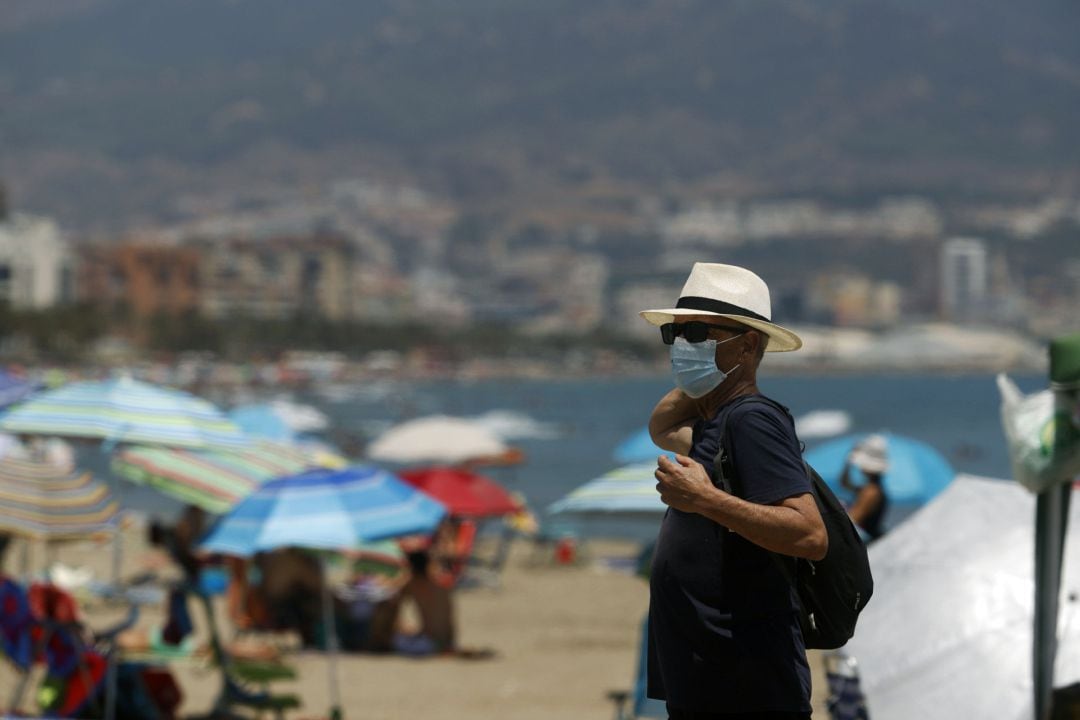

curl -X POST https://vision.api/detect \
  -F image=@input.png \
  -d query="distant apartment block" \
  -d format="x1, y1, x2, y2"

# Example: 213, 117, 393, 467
941, 237, 989, 321
806, 273, 902, 328
77, 243, 201, 317
194, 234, 355, 321
0, 214, 74, 308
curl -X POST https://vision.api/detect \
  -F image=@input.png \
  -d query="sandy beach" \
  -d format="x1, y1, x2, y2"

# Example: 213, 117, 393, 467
0, 528, 829, 719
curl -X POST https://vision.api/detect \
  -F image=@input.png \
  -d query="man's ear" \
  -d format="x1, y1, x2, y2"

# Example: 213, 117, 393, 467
742, 331, 759, 357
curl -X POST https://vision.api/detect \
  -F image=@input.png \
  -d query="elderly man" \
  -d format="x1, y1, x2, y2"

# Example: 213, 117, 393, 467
642, 263, 827, 719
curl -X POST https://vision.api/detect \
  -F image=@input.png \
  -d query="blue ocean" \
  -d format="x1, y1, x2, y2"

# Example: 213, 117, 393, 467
106, 372, 1047, 538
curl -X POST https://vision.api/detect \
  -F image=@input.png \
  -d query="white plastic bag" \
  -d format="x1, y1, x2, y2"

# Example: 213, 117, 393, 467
997, 373, 1080, 493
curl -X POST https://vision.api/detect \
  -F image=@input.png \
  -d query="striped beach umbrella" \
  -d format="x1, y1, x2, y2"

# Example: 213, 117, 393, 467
0, 376, 248, 449
0, 370, 39, 409
0, 458, 117, 540
112, 442, 319, 514
199, 465, 447, 556
199, 464, 448, 720
548, 462, 666, 517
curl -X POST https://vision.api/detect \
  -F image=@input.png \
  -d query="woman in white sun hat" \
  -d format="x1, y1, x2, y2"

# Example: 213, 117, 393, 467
840, 434, 890, 542
641, 262, 825, 719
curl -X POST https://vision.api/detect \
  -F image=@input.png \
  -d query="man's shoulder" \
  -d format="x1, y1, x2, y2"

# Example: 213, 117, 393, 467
724, 394, 791, 425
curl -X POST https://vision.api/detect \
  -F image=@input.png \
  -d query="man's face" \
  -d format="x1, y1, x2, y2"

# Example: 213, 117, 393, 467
664, 314, 750, 369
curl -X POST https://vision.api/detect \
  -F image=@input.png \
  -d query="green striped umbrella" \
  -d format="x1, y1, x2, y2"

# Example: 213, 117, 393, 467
112, 442, 319, 514
0, 376, 248, 449
0, 458, 117, 540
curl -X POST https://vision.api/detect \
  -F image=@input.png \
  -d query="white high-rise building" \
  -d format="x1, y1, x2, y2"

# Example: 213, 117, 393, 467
0, 214, 74, 309
941, 237, 988, 321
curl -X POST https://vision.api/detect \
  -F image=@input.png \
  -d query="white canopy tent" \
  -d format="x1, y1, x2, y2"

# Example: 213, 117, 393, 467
845, 474, 1080, 720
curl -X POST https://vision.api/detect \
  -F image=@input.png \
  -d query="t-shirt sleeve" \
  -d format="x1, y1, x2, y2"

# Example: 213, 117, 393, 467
728, 405, 810, 505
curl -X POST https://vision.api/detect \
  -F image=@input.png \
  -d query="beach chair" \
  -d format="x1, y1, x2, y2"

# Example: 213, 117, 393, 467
0, 576, 36, 713
29, 580, 142, 718
607, 614, 666, 720
825, 651, 870, 720
188, 585, 301, 720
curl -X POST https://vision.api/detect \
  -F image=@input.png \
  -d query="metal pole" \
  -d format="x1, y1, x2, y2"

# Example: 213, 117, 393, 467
321, 556, 343, 720
1034, 485, 1070, 720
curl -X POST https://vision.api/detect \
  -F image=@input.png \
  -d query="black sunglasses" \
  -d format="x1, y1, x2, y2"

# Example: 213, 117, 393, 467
660, 321, 747, 345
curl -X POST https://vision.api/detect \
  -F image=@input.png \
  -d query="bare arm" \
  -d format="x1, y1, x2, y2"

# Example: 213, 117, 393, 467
847, 484, 883, 528
648, 389, 698, 455
654, 454, 828, 560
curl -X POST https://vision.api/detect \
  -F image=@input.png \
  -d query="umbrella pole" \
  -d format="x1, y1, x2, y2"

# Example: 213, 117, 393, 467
321, 557, 343, 720
1034, 484, 1070, 720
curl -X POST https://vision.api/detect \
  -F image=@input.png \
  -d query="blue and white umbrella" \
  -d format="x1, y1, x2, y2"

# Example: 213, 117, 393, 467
612, 427, 673, 465
804, 432, 955, 506
199, 464, 446, 720
229, 404, 296, 443
0, 376, 248, 450
199, 464, 447, 556
0, 371, 39, 409
549, 462, 666, 517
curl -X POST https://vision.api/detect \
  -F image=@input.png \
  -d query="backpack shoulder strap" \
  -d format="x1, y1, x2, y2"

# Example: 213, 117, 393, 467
712, 394, 793, 497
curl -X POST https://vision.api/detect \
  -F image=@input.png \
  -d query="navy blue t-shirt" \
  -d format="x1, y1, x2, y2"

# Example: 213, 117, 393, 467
646, 395, 813, 713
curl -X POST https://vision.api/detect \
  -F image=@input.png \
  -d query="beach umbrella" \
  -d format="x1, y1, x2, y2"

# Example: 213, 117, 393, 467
803, 432, 954, 505
0, 370, 39, 409
229, 405, 296, 443
111, 442, 320, 514
200, 465, 447, 720
0, 458, 117, 540
548, 462, 666, 518
199, 465, 447, 559
793, 409, 852, 439
844, 474, 1080, 720
0, 376, 248, 450
266, 399, 329, 433
344, 539, 407, 577
367, 415, 509, 465
612, 428, 673, 465
398, 467, 521, 518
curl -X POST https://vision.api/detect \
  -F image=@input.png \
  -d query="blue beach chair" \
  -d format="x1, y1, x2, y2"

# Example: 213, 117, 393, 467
608, 614, 666, 719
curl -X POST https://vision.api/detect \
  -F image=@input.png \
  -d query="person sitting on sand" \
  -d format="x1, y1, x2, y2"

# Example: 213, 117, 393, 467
396, 548, 457, 655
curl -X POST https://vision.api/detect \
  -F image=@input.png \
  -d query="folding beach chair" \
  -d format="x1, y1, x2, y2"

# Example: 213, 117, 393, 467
188, 585, 301, 720
608, 614, 666, 720
28, 580, 140, 719
0, 576, 36, 713
825, 651, 870, 720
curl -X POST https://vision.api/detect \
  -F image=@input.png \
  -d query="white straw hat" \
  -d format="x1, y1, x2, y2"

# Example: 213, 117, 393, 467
849, 434, 890, 474
639, 263, 803, 352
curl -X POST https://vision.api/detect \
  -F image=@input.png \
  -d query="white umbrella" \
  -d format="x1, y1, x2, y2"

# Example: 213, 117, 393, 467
367, 415, 509, 464
268, 398, 330, 433
846, 474, 1080, 720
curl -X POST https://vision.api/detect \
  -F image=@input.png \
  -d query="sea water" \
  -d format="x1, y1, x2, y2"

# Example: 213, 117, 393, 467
103, 372, 1046, 539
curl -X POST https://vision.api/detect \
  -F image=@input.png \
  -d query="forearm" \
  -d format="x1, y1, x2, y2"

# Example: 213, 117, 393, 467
692, 487, 827, 560
648, 389, 698, 454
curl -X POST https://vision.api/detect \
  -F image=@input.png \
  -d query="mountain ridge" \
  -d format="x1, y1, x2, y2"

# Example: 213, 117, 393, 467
3, 0, 1079, 229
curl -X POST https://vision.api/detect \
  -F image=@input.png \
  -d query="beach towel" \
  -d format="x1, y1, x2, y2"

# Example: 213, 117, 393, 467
0, 577, 33, 670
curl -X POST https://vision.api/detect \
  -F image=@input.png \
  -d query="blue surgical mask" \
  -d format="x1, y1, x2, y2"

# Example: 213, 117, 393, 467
670, 336, 741, 398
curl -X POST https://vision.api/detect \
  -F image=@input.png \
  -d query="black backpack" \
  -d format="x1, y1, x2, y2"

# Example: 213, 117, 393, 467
714, 395, 873, 650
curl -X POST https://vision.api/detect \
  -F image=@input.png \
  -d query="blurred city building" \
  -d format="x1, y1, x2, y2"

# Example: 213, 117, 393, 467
77, 243, 200, 317
0, 209, 74, 309
193, 234, 355, 320
940, 237, 989, 322
805, 273, 903, 328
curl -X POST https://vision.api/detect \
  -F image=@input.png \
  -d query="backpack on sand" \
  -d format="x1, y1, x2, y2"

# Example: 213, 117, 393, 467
714, 395, 873, 650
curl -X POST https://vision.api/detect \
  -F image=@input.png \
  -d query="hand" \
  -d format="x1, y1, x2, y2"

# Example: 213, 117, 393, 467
655, 454, 717, 513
